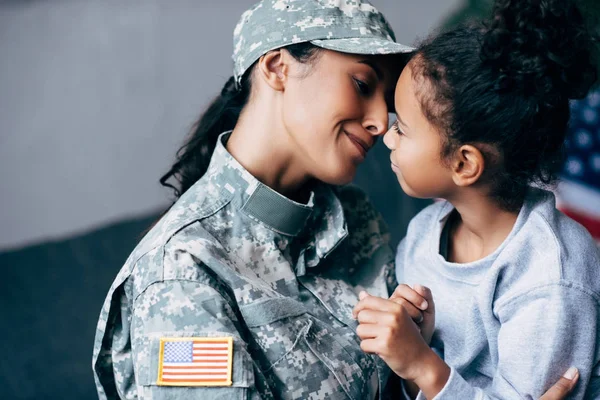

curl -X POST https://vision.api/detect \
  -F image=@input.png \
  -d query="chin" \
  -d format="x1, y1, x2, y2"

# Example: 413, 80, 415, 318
318, 165, 357, 186
398, 179, 419, 198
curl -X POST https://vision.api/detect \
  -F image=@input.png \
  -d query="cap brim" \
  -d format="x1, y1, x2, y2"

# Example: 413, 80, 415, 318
310, 37, 414, 56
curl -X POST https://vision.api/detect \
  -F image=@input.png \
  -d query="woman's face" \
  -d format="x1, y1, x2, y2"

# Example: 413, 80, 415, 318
383, 62, 454, 199
282, 50, 399, 185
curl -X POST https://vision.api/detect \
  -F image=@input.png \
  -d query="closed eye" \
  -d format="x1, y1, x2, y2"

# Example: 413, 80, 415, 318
353, 78, 371, 96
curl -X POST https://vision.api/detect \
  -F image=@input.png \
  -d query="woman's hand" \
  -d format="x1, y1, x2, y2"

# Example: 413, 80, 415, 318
389, 284, 435, 345
540, 368, 579, 400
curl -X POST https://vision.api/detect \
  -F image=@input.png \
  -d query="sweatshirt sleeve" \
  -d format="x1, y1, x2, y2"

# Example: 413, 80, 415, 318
429, 282, 599, 400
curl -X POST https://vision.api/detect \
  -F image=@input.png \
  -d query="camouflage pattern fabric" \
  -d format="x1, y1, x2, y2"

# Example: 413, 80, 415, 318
232, 0, 413, 85
93, 132, 397, 399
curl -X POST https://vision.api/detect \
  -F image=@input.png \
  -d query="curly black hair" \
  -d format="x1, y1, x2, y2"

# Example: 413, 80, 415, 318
410, 0, 597, 211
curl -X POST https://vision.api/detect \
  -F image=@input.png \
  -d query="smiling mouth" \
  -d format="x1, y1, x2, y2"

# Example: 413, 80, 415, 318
345, 131, 371, 157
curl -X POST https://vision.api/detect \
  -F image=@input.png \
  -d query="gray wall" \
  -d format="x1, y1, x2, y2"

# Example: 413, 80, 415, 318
0, 0, 460, 250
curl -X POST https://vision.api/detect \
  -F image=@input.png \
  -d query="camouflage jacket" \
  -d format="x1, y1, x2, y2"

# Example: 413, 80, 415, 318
92, 132, 397, 399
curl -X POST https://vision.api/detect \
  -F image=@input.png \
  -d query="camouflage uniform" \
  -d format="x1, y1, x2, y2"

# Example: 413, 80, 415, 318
93, 133, 397, 399
93, 1, 412, 398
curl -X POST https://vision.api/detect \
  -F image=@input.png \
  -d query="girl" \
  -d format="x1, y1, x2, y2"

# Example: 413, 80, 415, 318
353, 0, 600, 399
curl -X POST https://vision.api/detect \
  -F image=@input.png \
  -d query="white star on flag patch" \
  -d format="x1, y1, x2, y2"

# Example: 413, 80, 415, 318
157, 337, 233, 386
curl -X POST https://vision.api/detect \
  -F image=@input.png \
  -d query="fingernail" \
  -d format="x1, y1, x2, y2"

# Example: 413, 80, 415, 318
359, 291, 369, 300
420, 300, 428, 310
563, 367, 578, 380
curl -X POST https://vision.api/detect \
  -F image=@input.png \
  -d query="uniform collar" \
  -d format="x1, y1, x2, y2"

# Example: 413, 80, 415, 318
204, 132, 348, 271
205, 132, 314, 237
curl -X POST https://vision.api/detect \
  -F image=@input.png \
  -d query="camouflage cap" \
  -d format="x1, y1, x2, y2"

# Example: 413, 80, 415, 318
232, 0, 414, 85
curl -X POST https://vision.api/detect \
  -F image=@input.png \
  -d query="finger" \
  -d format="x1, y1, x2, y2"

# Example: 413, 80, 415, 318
539, 368, 579, 400
390, 284, 429, 310
356, 309, 397, 325
391, 297, 424, 323
413, 284, 435, 313
356, 323, 383, 340
359, 338, 382, 355
353, 295, 401, 318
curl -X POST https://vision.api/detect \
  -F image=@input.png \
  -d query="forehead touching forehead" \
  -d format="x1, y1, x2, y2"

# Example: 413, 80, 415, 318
393, 55, 437, 114
385, 53, 413, 108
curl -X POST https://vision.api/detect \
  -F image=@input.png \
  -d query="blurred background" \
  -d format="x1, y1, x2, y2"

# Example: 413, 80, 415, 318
0, 0, 598, 399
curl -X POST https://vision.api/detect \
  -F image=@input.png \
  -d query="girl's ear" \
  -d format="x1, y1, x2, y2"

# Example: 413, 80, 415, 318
450, 144, 485, 187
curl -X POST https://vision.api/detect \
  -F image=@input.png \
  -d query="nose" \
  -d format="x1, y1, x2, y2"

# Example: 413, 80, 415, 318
362, 96, 389, 138
383, 126, 395, 150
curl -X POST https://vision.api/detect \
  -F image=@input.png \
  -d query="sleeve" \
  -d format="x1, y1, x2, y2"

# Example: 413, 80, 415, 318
426, 283, 599, 400
130, 278, 264, 400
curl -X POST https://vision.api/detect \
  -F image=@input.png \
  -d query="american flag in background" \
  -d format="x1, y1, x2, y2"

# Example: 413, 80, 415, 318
556, 89, 600, 244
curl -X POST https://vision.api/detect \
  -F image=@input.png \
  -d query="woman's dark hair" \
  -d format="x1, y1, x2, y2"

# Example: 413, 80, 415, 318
160, 43, 321, 199
410, 0, 597, 210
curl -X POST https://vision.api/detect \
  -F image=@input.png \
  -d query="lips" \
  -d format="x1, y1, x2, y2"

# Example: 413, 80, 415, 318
345, 131, 373, 158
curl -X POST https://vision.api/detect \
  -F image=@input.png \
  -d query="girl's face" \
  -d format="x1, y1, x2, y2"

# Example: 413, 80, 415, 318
282, 50, 398, 185
383, 62, 455, 199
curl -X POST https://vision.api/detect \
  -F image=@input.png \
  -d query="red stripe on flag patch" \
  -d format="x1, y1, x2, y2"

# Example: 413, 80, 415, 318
157, 337, 233, 386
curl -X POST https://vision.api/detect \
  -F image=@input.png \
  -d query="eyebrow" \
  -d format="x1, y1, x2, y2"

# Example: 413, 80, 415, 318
358, 60, 383, 80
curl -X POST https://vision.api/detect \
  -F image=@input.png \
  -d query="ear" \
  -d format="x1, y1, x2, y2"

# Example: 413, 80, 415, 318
257, 50, 288, 91
450, 144, 485, 187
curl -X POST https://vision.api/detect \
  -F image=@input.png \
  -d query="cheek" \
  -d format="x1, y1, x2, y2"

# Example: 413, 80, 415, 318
395, 139, 435, 182
283, 81, 339, 139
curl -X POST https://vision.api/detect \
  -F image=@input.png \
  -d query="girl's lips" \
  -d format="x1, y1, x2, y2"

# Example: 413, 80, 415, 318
391, 161, 401, 173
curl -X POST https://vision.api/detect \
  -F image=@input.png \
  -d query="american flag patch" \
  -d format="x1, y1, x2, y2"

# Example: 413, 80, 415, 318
157, 337, 233, 386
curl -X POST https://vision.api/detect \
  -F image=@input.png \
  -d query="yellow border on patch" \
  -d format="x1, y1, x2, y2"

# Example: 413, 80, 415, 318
156, 337, 233, 387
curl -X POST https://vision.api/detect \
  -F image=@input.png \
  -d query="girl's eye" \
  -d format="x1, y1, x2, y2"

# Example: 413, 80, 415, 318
391, 121, 404, 135
353, 78, 371, 95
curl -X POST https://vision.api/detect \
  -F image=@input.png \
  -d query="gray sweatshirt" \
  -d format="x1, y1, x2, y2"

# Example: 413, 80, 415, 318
396, 189, 600, 399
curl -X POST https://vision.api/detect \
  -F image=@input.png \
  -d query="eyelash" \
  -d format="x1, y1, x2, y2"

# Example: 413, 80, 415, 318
391, 121, 404, 135
353, 78, 371, 95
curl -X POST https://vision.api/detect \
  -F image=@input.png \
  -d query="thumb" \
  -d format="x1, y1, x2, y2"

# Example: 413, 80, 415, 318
539, 368, 579, 400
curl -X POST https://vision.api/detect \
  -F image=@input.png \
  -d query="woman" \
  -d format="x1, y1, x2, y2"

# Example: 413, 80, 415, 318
92, 1, 580, 399
93, 1, 410, 399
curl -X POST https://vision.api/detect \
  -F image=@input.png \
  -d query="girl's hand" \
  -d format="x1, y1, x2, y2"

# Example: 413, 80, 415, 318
353, 292, 449, 391
389, 284, 435, 345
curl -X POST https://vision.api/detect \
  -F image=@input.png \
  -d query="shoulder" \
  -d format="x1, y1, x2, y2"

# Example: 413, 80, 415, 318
126, 222, 233, 301
519, 189, 599, 282
133, 177, 233, 259
495, 189, 600, 303
123, 179, 237, 301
